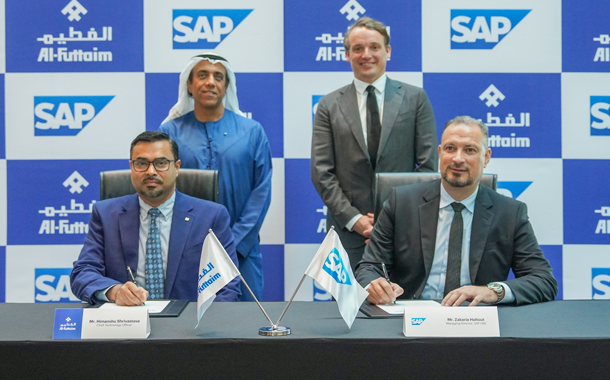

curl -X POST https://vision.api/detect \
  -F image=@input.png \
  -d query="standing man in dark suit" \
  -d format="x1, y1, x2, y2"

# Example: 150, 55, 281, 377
311, 17, 438, 269
71, 131, 240, 305
356, 116, 557, 306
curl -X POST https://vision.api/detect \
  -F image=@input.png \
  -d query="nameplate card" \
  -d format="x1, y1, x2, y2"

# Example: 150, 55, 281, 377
53, 307, 150, 339
403, 306, 500, 337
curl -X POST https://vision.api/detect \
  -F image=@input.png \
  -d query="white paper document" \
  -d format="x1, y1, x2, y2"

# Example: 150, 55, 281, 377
100, 300, 170, 314
377, 300, 441, 315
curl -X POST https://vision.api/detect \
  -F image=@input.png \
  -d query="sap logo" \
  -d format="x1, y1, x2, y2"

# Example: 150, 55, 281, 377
497, 181, 532, 199
451, 9, 531, 49
590, 96, 610, 136
323, 248, 352, 285
312, 95, 324, 122
411, 318, 426, 326
35, 268, 80, 303
592, 268, 610, 299
34, 96, 114, 136
173, 9, 253, 49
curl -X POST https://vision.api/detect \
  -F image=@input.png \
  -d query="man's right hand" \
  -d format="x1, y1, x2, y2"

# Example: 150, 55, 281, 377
352, 213, 375, 240
366, 277, 404, 305
108, 282, 149, 306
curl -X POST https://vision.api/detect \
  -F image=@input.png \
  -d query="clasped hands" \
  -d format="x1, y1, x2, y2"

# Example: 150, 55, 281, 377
352, 213, 375, 242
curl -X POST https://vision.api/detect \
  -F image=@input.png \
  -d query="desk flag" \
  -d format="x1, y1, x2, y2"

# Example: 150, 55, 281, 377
197, 230, 240, 326
304, 228, 368, 328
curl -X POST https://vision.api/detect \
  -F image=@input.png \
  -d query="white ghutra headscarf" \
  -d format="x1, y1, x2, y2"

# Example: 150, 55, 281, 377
163, 53, 243, 123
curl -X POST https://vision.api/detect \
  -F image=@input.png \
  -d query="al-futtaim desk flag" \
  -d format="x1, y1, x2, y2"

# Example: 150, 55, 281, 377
304, 228, 368, 328
197, 229, 240, 325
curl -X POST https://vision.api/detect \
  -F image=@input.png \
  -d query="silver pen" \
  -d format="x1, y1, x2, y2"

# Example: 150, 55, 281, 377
127, 266, 145, 305
381, 262, 396, 304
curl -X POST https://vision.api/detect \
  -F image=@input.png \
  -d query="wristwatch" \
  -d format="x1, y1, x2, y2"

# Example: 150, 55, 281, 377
487, 282, 505, 304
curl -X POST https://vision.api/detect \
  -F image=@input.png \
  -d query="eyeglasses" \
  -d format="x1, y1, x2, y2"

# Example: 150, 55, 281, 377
130, 158, 177, 172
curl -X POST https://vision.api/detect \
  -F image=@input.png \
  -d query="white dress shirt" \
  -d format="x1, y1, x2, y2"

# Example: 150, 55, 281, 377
346, 74, 387, 231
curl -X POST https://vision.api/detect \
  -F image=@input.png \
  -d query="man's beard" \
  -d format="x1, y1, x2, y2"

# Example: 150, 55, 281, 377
139, 177, 164, 199
442, 166, 475, 188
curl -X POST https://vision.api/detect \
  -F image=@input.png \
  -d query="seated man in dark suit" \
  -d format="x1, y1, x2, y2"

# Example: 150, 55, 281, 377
71, 131, 240, 305
355, 116, 557, 306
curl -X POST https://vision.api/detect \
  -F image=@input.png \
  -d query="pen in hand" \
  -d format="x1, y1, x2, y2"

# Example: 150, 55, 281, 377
127, 266, 145, 305
381, 262, 396, 304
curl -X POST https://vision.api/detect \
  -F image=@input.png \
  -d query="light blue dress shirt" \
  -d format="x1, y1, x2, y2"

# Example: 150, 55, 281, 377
95, 192, 175, 301
421, 184, 514, 303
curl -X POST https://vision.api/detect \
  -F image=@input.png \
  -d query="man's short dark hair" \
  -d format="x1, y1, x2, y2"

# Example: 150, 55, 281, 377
344, 16, 390, 52
130, 131, 179, 161
444, 116, 489, 149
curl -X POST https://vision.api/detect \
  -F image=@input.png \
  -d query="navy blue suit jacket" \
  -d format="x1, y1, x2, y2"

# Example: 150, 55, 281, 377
71, 190, 241, 305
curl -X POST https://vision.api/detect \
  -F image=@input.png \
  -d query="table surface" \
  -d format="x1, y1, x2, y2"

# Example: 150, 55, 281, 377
1, 299, 609, 341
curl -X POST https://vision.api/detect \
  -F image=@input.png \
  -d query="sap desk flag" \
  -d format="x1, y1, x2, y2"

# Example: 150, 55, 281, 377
197, 230, 240, 325
304, 228, 368, 328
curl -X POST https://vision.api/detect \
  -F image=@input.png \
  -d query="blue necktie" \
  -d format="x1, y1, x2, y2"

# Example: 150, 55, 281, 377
145, 208, 164, 299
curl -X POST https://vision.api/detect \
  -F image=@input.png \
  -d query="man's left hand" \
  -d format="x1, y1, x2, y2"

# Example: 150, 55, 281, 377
441, 285, 498, 307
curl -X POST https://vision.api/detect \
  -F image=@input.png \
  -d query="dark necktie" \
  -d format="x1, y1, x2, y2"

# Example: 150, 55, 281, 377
444, 202, 466, 296
145, 208, 165, 299
366, 85, 381, 170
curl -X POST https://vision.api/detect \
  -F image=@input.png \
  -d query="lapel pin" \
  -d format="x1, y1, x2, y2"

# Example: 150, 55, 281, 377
185, 217, 190, 222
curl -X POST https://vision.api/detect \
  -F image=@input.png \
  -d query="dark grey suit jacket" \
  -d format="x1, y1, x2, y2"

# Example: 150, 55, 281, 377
311, 77, 438, 253
355, 180, 558, 306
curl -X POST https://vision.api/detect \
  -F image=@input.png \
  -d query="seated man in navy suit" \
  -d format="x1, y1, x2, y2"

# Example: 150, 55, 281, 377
71, 131, 240, 305
356, 116, 557, 306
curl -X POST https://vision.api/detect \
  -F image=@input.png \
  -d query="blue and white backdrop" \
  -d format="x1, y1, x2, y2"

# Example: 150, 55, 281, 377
0, 0, 609, 303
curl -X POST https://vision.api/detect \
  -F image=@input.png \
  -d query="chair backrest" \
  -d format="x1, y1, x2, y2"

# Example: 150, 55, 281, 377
99, 168, 219, 202
374, 172, 498, 218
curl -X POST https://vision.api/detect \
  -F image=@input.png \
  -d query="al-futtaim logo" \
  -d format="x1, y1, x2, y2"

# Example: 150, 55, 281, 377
63, 171, 89, 194
479, 84, 505, 107
590, 96, 610, 136
38, 171, 95, 235
37, 1, 114, 63
496, 182, 532, 199
451, 9, 530, 49
62, 0, 88, 22
340, 0, 366, 21
592, 268, 610, 299
172, 9, 253, 49
323, 248, 352, 285
35, 268, 80, 303
477, 85, 531, 148
34, 96, 114, 136
594, 206, 610, 234
593, 34, 610, 62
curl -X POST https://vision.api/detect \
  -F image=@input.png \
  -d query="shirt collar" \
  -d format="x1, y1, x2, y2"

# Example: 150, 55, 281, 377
439, 183, 479, 214
353, 73, 387, 95
138, 191, 176, 221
